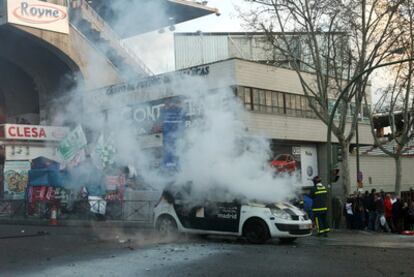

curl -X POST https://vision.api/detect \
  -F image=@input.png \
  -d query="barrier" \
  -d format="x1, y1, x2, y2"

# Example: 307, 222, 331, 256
0, 199, 156, 224
0, 200, 26, 218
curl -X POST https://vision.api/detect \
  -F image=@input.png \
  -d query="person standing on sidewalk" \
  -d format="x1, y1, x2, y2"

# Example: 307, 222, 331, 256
375, 193, 390, 232
311, 176, 330, 237
367, 189, 377, 231
384, 194, 395, 232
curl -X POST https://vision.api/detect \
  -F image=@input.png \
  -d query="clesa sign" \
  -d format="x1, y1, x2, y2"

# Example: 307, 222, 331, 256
2, 124, 69, 142
6, 0, 69, 34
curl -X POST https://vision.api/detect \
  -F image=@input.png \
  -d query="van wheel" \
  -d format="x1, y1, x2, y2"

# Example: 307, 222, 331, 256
279, 238, 297, 243
156, 215, 178, 237
243, 219, 270, 244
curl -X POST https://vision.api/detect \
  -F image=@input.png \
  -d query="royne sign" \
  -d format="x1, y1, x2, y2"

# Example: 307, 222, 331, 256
6, 0, 69, 34
1, 124, 69, 142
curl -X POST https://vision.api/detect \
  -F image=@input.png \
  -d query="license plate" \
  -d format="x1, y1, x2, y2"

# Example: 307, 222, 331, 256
299, 224, 311, 230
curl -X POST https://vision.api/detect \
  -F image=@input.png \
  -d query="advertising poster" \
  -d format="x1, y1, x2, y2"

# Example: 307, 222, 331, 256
300, 146, 319, 187
270, 142, 318, 187
115, 96, 195, 136
270, 143, 301, 174
3, 160, 31, 200
6, 0, 69, 34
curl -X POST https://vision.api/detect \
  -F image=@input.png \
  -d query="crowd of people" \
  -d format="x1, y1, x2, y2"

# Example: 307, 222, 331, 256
344, 189, 414, 233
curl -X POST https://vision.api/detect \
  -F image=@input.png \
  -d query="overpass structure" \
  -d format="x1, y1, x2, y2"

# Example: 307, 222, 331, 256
0, 0, 217, 124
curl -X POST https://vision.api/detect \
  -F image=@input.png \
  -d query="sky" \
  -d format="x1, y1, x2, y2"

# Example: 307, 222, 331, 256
125, 0, 244, 73
124, 0, 385, 103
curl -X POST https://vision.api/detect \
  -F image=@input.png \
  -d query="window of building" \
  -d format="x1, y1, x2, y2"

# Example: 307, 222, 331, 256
271, 91, 285, 114
285, 93, 305, 117
237, 86, 322, 119
237, 86, 371, 124
252, 89, 267, 112
236, 87, 253, 110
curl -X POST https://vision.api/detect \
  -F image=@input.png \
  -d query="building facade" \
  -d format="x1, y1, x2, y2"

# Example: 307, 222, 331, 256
88, 57, 414, 194
0, 0, 217, 125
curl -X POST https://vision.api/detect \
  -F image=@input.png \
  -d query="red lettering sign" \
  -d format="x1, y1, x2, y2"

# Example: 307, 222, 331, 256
39, 128, 46, 138
5, 126, 47, 139
2, 124, 68, 141
8, 126, 16, 137
24, 127, 30, 137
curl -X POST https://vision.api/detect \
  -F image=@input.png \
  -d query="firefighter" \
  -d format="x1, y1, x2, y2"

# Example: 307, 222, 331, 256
311, 176, 330, 236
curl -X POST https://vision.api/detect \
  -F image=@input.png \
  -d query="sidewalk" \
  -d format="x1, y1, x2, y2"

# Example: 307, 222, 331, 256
310, 228, 414, 249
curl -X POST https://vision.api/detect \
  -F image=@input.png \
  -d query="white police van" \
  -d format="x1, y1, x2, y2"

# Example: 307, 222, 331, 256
154, 184, 312, 244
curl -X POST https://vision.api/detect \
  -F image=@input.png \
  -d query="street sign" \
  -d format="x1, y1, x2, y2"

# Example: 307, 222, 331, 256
357, 171, 363, 182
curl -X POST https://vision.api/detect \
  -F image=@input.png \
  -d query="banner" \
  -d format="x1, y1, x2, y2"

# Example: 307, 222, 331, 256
58, 125, 87, 161
92, 134, 116, 169
162, 105, 186, 171
3, 160, 31, 200
6, 0, 69, 34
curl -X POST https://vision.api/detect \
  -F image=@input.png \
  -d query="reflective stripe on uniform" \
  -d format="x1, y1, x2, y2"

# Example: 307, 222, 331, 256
318, 228, 330, 233
315, 217, 319, 231
312, 207, 328, 212
314, 190, 327, 195
316, 184, 326, 189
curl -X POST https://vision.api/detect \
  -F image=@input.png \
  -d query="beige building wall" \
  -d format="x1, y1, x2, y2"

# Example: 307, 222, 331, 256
349, 155, 414, 193
235, 59, 307, 95
91, 59, 237, 110
92, 58, 374, 144
244, 112, 373, 144
233, 59, 372, 104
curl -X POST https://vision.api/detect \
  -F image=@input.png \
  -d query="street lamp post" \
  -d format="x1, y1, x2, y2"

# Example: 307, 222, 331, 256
356, 111, 360, 187
326, 57, 414, 226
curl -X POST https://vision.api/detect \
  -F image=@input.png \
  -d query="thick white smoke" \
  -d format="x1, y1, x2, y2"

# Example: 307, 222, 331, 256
50, 1, 301, 203
172, 77, 300, 203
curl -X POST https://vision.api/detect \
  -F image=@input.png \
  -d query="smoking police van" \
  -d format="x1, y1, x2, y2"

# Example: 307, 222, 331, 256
154, 184, 312, 244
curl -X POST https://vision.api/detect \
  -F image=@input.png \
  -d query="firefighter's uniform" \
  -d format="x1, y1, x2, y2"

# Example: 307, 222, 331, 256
311, 182, 330, 235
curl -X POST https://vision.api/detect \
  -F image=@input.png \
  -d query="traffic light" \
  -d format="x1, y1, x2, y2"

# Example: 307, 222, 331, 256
331, 168, 340, 183
331, 145, 343, 166
337, 146, 343, 162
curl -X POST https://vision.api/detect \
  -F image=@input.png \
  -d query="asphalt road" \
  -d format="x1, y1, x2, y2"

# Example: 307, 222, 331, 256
1, 224, 414, 277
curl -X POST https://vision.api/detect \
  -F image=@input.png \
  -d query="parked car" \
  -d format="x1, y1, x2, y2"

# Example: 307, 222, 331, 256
270, 154, 298, 172
154, 184, 312, 244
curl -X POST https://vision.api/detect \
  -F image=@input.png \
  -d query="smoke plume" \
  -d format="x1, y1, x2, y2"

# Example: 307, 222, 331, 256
50, 1, 301, 203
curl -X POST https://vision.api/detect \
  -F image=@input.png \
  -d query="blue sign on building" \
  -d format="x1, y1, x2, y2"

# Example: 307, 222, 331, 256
162, 103, 187, 172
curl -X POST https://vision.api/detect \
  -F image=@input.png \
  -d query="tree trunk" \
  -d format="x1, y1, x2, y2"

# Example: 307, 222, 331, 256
394, 155, 402, 195
340, 141, 351, 197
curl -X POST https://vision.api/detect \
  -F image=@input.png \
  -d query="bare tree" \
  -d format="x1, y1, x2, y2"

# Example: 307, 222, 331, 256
241, 0, 404, 196
365, 1, 414, 194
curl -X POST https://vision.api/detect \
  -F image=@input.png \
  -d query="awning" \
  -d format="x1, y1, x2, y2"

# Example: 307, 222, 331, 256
87, 0, 219, 37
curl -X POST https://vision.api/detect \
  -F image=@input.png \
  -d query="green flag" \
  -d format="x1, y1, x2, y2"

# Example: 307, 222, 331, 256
58, 125, 87, 161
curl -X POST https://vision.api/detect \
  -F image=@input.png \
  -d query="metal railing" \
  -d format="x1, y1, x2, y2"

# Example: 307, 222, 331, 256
0, 199, 156, 223
70, 0, 154, 77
